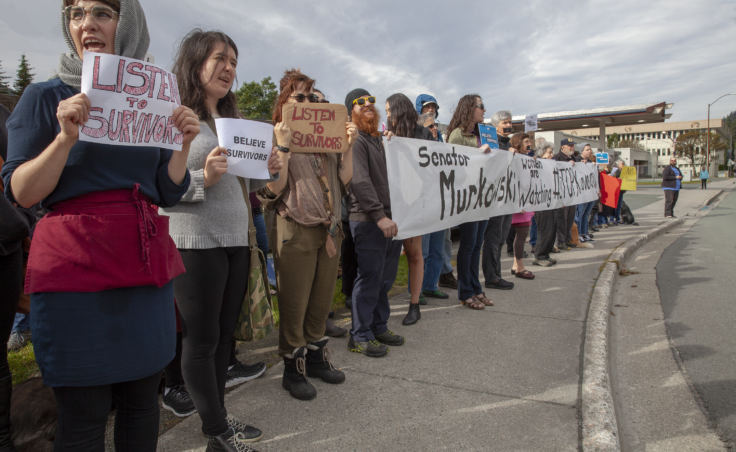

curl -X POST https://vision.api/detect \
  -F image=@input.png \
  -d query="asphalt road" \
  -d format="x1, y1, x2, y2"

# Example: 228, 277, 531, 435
657, 188, 736, 447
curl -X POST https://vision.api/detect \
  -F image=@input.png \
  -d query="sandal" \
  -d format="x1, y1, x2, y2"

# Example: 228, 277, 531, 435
461, 297, 485, 310
473, 293, 494, 307
515, 269, 535, 280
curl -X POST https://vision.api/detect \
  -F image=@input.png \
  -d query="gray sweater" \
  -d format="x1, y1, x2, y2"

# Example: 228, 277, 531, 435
161, 121, 267, 249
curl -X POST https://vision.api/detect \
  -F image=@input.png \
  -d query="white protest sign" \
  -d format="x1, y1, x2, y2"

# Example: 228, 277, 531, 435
80, 52, 182, 151
384, 137, 599, 239
524, 114, 538, 132
214, 118, 272, 180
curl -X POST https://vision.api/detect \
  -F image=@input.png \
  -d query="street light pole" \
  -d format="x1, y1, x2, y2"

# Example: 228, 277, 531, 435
707, 92, 736, 177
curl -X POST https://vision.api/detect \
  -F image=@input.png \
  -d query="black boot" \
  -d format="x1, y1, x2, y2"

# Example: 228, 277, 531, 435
324, 319, 347, 338
306, 338, 345, 384
282, 347, 316, 400
206, 427, 258, 452
0, 376, 16, 452
402, 303, 420, 326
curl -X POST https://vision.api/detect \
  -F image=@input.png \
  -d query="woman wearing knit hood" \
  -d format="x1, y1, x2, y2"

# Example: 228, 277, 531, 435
1, 0, 199, 450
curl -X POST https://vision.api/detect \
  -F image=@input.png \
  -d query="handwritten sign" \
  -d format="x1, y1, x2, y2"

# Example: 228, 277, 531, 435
524, 114, 538, 132
595, 152, 609, 164
214, 118, 272, 179
620, 166, 637, 191
384, 137, 600, 239
478, 124, 499, 149
80, 52, 182, 151
281, 103, 348, 153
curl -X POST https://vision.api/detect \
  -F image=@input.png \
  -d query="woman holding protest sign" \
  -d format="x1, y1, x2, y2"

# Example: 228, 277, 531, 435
163, 30, 284, 451
446, 94, 494, 310
1, 0, 200, 450
507, 133, 535, 280
258, 69, 356, 401
384, 93, 437, 325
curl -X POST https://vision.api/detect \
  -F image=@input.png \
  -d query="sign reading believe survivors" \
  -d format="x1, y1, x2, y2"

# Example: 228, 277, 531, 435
214, 118, 272, 179
384, 137, 600, 239
80, 52, 183, 151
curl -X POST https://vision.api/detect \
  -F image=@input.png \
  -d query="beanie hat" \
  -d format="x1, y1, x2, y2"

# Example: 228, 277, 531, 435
345, 88, 370, 118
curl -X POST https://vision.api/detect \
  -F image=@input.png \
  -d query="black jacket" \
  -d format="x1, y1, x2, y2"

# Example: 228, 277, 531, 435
349, 131, 391, 222
661, 165, 681, 189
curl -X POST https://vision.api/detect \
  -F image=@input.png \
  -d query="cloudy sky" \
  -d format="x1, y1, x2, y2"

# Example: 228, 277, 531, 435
2, 0, 735, 125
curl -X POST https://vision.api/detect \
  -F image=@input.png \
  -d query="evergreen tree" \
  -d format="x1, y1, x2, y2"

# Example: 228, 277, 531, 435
13, 54, 34, 97
0, 61, 10, 95
235, 76, 277, 121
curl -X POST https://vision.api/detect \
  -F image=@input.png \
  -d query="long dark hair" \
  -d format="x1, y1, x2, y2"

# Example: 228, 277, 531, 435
272, 69, 315, 124
386, 93, 418, 138
447, 94, 481, 137
173, 29, 239, 121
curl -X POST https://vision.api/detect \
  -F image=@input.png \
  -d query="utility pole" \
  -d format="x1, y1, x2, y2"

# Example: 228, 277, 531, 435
707, 93, 736, 177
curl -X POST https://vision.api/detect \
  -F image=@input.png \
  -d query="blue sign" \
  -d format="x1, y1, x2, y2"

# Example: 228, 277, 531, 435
478, 124, 499, 149
595, 152, 609, 164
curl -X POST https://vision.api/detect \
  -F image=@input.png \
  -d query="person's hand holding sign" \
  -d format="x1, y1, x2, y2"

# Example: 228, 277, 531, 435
479, 143, 492, 154
167, 106, 200, 185
346, 122, 358, 145
57, 93, 91, 145
203, 147, 229, 188
377, 217, 398, 238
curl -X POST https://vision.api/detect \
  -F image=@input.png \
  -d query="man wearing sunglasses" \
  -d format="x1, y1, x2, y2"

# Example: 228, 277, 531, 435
344, 88, 404, 358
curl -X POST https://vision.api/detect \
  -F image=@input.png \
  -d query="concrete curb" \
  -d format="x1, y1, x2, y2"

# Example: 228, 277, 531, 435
581, 188, 725, 451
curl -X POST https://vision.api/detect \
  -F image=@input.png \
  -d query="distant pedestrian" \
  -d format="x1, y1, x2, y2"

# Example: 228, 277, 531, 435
699, 167, 709, 190
662, 157, 682, 217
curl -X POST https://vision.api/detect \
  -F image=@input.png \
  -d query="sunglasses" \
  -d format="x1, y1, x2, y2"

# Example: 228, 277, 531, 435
64, 5, 118, 24
475, 103, 485, 110
352, 96, 376, 106
290, 93, 320, 103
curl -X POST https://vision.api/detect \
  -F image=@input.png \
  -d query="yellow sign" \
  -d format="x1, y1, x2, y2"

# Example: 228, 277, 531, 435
621, 166, 637, 191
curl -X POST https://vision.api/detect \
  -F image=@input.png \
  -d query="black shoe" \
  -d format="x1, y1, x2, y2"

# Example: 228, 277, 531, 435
566, 242, 577, 248
485, 278, 514, 290
402, 304, 420, 326
348, 336, 388, 357
162, 384, 197, 417
324, 319, 347, 338
374, 330, 405, 346
226, 416, 263, 443
206, 428, 258, 452
282, 348, 316, 400
226, 361, 267, 388
438, 272, 458, 289
306, 338, 345, 384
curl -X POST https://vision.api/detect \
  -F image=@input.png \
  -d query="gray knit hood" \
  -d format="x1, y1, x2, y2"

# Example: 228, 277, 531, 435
57, 0, 150, 90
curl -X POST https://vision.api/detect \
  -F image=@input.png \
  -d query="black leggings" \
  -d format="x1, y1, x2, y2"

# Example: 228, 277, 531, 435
53, 371, 162, 452
174, 247, 249, 436
0, 248, 22, 380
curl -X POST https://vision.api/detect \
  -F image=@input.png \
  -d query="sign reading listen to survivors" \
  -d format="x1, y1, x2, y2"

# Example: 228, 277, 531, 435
80, 52, 182, 151
214, 118, 272, 179
281, 103, 348, 153
384, 137, 600, 240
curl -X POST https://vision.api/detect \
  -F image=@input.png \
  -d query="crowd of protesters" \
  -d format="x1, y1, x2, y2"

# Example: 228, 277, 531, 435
0, 1, 658, 451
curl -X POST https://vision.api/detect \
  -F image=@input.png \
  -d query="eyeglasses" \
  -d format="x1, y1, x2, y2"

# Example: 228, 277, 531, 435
64, 5, 118, 24
352, 96, 376, 106
290, 93, 320, 103
475, 103, 485, 110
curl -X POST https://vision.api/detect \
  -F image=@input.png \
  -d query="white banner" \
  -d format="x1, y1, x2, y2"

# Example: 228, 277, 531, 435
80, 52, 183, 151
214, 118, 272, 179
384, 137, 600, 240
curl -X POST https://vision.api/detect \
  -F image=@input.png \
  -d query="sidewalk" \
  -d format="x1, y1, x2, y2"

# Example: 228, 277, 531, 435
157, 179, 734, 452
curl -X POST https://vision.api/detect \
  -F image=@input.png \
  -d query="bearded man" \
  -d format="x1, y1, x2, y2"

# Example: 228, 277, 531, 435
344, 89, 405, 358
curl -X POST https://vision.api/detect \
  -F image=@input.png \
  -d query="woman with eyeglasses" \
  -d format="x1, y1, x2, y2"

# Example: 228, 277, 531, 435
258, 69, 356, 400
161, 29, 286, 451
1, 1, 199, 450
446, 94, 494, 310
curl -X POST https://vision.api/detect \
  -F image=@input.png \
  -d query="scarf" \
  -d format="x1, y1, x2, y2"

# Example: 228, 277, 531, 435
57, 0, 150, 89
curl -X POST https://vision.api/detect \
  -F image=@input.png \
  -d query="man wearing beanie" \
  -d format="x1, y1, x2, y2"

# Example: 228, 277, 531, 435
344, 88, 404, 358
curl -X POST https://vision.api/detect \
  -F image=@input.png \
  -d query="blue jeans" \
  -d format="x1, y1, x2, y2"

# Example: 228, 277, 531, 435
441, 228, 453, 274
575, 201, 594, 237
252, 211, 276, 286
457, 220, 488, 301
614, 191, 625, 222
529, 217, 538, 247
349, 221, 402, 342
421, 230, 446, 292
12, 312, 30, 333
